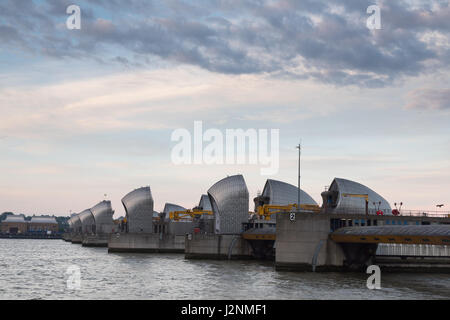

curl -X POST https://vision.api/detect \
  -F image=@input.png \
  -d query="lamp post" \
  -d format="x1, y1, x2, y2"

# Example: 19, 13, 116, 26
297, 142, 301, 212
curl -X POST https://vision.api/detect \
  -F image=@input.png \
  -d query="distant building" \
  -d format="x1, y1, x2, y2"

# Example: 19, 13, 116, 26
1, 214, 27, 234
28, 216, 58, 233
0, 215, 58, 234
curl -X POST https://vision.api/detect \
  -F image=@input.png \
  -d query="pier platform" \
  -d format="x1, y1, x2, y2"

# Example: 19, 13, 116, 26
185, 234, 253, 260
71, 234, 82, 244
62, 233, 72, 242
108, 233, 185, 253
275, 212, 450, 272
82, 234, 109, 247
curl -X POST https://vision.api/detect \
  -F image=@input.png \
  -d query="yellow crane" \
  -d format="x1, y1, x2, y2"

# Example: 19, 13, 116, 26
169, 209, 213, 221
256, 203, 321, 221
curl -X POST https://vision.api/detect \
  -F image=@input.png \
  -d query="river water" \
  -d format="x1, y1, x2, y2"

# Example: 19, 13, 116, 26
0, 239, 449, 300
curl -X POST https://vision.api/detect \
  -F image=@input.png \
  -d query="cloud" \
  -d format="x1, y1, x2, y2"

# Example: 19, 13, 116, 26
0, 25, 23, 44
0, 0, 449, 87
0, 66, 345, 138
405, 88, 450, 110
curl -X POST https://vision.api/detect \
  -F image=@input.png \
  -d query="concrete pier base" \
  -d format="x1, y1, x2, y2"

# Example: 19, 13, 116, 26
185, 234, 253, 260
71, 234, 82, 244
108, 233, 185, 253
82, 234, 109, 247
275, 212, 346, 272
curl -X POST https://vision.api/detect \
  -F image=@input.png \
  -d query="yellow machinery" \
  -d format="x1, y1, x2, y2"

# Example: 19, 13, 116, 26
341, 193, 369, 215
169, 209, 213, 221
256, 204, 321, 221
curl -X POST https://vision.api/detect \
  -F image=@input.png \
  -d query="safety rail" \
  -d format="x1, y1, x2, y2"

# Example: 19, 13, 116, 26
322, 207, 450, 218
377, 243, 450, 257
389, 210, 450, 218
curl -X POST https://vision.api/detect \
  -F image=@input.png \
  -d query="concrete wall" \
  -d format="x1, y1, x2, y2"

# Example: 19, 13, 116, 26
62, 233, 72, 242
197, 218, 215, 234
97, 223, 116, 234
275, 212, 345, 271
185, 234, 253, 260
71, 234, 82, 244
168, 221, 194, 235
108, 233, 185, 253
82, 233, 109, 247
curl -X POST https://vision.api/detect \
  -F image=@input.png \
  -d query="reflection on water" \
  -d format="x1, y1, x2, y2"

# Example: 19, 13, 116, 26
0, 239, 449, 300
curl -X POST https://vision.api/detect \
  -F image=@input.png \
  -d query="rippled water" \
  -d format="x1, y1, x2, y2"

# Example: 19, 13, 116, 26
0, 239, 449, 300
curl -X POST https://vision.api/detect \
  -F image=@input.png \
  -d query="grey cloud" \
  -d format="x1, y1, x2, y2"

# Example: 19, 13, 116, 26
405, 88, 450, 110
381, 0, 450, 31
0, 0, 449, 87
0, 25, 22, 44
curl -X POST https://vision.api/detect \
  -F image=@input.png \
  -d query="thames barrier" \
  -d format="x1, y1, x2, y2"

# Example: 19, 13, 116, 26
62, 175, 450, 273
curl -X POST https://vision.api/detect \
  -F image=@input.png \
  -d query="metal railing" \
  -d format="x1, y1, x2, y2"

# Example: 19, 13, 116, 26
322, 207, 450, 218
390, 210, 450, 218
377, 243, 450, 257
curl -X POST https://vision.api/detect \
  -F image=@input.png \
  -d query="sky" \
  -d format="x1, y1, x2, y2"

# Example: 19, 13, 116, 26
0, 0, 449, 217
